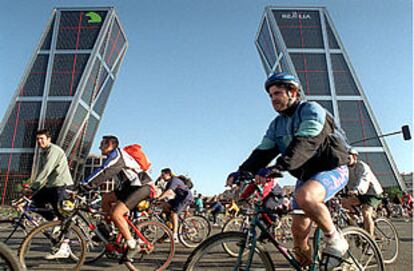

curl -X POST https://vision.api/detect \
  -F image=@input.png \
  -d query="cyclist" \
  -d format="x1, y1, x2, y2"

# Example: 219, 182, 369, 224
209, 196, 225, 226
28, 129, 74, 259
227, 199, 240, 217
226, 72, 350, 269
82, 135, 155, 261
401, 191, 413, 216
342, 148, 383, 237
380, 192, 392, 218
194, 193, 204, 215
156, 168, 193, 242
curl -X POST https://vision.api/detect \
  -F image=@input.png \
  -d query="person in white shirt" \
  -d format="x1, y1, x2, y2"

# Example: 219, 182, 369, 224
342, 148, 383, 236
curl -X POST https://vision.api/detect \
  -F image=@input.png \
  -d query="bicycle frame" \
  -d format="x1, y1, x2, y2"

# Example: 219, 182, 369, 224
145, 205, 192, 238
3, 197, 51, 243
233, 179, 324, 271
69, 205, 154, 254
234, 204, 314, 270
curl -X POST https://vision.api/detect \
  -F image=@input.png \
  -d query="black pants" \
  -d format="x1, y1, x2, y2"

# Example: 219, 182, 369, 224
31, 186, 68, 220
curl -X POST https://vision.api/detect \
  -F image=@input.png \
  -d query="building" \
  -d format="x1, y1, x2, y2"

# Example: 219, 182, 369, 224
401, 172, 413, 193
255, 7, 405, 189
82, 154, 116, 192
0, 7, 127, 204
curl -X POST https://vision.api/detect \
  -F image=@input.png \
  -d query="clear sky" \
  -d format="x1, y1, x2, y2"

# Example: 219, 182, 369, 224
0, 0, 412, 196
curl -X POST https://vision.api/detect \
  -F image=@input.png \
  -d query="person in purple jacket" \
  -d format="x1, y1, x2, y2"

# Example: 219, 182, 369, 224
157, 168, 193, 242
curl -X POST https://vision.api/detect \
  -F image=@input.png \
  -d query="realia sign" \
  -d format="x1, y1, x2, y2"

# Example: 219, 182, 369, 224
281, 11, 311, 20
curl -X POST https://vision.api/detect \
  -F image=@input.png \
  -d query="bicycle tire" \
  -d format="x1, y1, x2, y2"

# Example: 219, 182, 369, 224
74, 216, 106, 264
0, 220, 27, 249
18, 220, 86, 271
315, 226, 385, 271
221, 217, 245, 257
0, 241, 23, 271
82, 234, 106, 264
124, 220, 175, 271
183, 231, 274, 271
273, 216, 293, 245
222, 217, 245, 233
178, 215, 211, 248
374, 217, 399, 264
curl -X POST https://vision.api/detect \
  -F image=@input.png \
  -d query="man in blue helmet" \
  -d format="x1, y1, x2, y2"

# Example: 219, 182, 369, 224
227, 72, 350, 269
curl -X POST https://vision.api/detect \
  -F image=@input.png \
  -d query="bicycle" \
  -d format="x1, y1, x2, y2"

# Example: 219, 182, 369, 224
330, 196, 399, 264
0, 195, 50, 248
184, 173, 385, 270
18, 189, 175, 271
0, 242, 24, 271
136, 198, 211, 248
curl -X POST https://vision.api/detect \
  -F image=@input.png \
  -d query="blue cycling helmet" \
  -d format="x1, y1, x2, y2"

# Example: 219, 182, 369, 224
264, 72, 300, 92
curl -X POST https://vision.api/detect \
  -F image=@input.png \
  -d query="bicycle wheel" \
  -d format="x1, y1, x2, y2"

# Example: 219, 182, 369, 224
184, 231, 274, 271
318, 226, 385, 271
222, 217, 245, 233
374, 217, 399, 264
0, 220, 27, 249
0, 242, 23, 271
221, 217, 245, 257
125, 220, 175, 271
273, 219, 293, 245
18, 220, 86, 271
179, 215, 211, 248
73, 216, 106, 264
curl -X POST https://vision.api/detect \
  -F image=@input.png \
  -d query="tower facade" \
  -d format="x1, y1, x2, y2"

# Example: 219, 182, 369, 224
0, 7, 127, 203
255, 7, 405, 189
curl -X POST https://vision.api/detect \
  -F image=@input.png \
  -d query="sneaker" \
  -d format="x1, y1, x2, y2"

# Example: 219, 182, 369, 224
44, 242, 71, 260
165, 235, 179, 243
51, 226, 61, 236
322, 233, 349, 270
124, 245, 140, 262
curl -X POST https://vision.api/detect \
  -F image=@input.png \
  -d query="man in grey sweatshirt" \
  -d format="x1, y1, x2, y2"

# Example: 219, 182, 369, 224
28, 129, 74, 259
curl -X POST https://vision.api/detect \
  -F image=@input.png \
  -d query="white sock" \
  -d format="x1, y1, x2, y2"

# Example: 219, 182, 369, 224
325, 228, 339, 241
127, 239, 137, 249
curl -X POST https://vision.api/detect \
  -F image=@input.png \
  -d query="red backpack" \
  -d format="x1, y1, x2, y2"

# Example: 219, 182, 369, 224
123, 144, 152, 171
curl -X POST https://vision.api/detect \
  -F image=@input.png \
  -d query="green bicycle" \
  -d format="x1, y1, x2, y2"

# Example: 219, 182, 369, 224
184, 173, 385, 271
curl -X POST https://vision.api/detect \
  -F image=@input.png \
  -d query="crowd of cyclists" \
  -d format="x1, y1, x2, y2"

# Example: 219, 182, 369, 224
0, 72, 412, 271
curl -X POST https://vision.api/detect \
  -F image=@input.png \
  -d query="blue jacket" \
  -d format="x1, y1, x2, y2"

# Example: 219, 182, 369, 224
83, 148, 144, 188
239, 101, 349, 181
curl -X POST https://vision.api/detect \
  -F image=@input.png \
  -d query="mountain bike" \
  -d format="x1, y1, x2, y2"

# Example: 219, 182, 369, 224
184, 173, 385, 270
0, 195, 50, 248
331, 196, 399, 264
18, 189, 175, 271
136, 199, 211, 248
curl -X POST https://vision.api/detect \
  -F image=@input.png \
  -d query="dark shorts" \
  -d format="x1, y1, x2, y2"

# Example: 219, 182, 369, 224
358, 195, 382, 208
115, 184, 151, 210
168, 195, 193, 213
31, 186, 73, 220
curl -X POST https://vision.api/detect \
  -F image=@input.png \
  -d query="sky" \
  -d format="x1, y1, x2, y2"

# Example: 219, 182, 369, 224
0, 0, 412, 196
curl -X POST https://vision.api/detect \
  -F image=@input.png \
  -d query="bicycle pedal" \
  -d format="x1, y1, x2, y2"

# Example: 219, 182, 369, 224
118, 255, 133, 264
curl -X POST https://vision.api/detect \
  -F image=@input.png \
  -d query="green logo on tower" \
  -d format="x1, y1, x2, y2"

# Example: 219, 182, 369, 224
85, 12, 102, 23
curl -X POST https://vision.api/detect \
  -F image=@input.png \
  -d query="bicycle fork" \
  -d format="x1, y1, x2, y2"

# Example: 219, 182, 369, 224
234, 217, 259, 271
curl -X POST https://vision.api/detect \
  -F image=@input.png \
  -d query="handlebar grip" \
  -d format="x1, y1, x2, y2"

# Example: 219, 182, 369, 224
265, 166, 283, 178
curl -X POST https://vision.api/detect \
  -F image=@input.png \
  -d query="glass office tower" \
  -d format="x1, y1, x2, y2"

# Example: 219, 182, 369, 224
255, 7, 405, 189
0, 7, 127, 204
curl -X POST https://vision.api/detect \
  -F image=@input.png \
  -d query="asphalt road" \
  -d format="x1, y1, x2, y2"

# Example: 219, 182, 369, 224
1, 218, 412, 270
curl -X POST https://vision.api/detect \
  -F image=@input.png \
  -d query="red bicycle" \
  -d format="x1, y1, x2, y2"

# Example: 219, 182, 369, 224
18, 190, 175, 271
